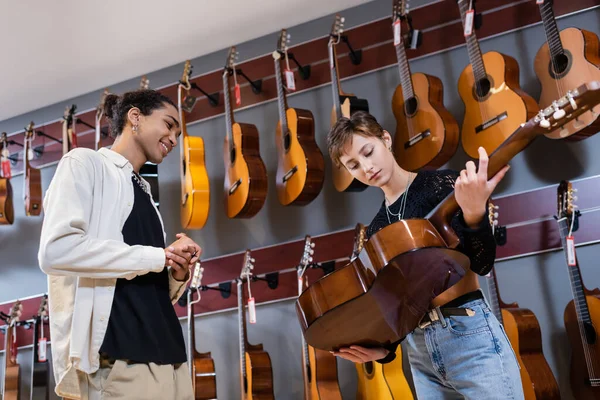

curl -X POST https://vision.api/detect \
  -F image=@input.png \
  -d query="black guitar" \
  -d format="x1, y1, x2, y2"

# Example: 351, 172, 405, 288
30, 295, 50, 400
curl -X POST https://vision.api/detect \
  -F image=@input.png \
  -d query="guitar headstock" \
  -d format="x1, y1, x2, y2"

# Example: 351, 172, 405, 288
225, 46, 238, 72
139, 75, 149, 90
534, 82, 600, 131
24, 122, 35, 140
181, 60, 192, 87
37, 295, 48, 319
8, 300, 22, 326
278, 29, 290, 53
63, 104, 77, 126
487, 200, 499, 228
392, 0, 407, 21
557, 180, 578, 222
352, 223, 366, 259
299, 235, 315, 269
329, 14, 345, 44
240, 249, 255, 281
97, 88, 110, 113
1, 132, 7, 153
190, 261, 204, 289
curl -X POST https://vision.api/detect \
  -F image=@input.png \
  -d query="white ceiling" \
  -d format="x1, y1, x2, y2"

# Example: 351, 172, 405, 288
0, 0, 373, 122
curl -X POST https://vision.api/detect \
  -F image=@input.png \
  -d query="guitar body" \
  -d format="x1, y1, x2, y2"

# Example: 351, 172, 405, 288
181, 134, 210, 228
223, 122, 268, 219
25, 165, 42, 216
392, 72, 459, 171
243, 345, 275, 400
276, 108, 325, 206
4, 364, 20, 400
534, 27, 600, 140
192, 351, 217, 400
500, 307, 560, 399
0, 177, 14, 224
31, 358, 50, 400
304, 345, 342, 400
356, 346, 413, 400
330, 95, 370, 192
458, 51, 539, 159
564, 291, 600, 400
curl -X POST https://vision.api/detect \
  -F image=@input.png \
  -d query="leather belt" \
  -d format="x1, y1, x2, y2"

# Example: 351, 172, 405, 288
417, 290, 482, 329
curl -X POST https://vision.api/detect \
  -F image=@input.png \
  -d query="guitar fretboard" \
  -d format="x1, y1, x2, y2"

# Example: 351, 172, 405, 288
273, 56, 289, 135
486, 270, 504, 324
222, 71, 234, 143
328, 44, 342, 117
539, 1, 564, 61
395, 33, 415, 100
237, 279, 247, 379
458, 0, 486, 83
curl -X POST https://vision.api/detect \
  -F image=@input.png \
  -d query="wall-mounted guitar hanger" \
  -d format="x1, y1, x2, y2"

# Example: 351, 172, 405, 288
228, 66, 263, 95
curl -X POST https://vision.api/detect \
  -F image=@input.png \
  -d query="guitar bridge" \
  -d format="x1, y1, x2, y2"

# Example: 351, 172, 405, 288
282, 166, 298, 183
587, 378, 600, 387
404, 129, 431, 149
475, 111, 507, 133
229, 178, 242, 195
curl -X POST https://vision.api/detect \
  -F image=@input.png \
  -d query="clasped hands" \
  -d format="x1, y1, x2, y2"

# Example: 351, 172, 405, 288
164, 233, 202, 281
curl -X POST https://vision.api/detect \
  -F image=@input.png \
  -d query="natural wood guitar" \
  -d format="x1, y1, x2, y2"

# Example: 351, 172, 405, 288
391, 0, 459, 171
2, 300, 23, 400
328, 15, 369, 192
61, 104, 77, 155
23, 122, 42, 216
273, 30, 325, 206
94, 88, 109, 151
223, 47, 268, 219
557, 180, 600, 399
178, 60, 210, 228
295, 82, 600, 351
187, 262, 217, 399
238, 250, 275, 399
456, 0, 539, 159
30, 295, 51, 400
0, 132, 14, 225
486, 203, 560, 400
534, 0, 600, 140
297, 236, 342, 400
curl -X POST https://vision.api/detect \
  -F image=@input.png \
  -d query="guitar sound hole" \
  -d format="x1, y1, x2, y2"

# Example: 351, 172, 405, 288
306, 365, 312, 382
230, 147, 236, 165
182, 159, 187, 176
475, 78, 491, 99
549, 50, 572, 79
284, 132, 291, 152
404, 97, 418, 117
363, 361, 374, 376
584, 321, 597, 345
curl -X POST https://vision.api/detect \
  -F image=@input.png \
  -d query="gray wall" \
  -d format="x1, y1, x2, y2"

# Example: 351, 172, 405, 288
1, 0, 599, 398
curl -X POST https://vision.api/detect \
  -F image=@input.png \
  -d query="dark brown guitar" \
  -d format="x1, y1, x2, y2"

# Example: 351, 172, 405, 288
2, 300, 23, 400
237, 250, 274, 399
23, 122, 42, 216
295, 82, 600, 351
187, 262, 218, 399
31, 295, 51, 400
557, 180, 600, 399
0, 132, 14, 225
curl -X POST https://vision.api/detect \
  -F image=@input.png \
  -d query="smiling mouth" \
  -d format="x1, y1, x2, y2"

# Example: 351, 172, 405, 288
160, 142, 169, 156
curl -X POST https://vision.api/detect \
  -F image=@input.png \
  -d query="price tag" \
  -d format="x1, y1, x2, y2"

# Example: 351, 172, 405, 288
248, 297, 256, 324
464, 9, 474, 36
70, 132, 78, 148
1, 159, 11, 179
285, 69, 296, 91
234, 84, 241, 106
393, 20, 401, 46
566, 236, 577, 266
38, 337, 47, 362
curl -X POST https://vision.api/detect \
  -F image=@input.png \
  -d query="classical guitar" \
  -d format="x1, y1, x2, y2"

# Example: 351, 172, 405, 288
328, 15, 369, 192
297, 236, 342, 400
486, 203, 560, 400
187, 262, 217, 399
273, 30, 325, 206
390, 0, 459, 172
237, 250, 274, 399
557, 180, 600, 399
31, 295, 51, 400
61, 104, 78, 155
534, 0, 600, 140
223, 47, 268, 218
94, 88, 109, 150
296, 82, 600, 351
2, 300, 23, 400
351, 224, 414, 400
23, 122, 42, 216
178, 60, 210, 228
0, 132, 14, 225
456, 0, 539, 159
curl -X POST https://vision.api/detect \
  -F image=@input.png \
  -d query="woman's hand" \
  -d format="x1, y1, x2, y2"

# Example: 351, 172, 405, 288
331, 345, 389, 363
455, 147, 510, 228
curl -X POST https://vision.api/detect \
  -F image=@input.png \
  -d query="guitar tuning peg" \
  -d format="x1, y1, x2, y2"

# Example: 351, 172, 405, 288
340, 17, 345, 23
309, 249, 314, 255
567, 92, 578, 110
310, 242, 315, 248
573, 196, 579, 202
493, 212, 499, 218
308, 257, 313, 263
538, 113, 551, 128
552, 101, 566, 120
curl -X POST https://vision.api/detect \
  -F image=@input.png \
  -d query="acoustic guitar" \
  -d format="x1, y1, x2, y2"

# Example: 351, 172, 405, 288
178, 60, 210, 228
456, 0, 539, 159
295, 82, 600, 351
557, 180, 600, 399
94, 88, 109, 151
223, 47, 268, 219
237, 250, 275, 399
2, 300, 23, 400
61, 104, 78, 155
31, 295, 51, 400
534, 0, 600, 140
0, 132, 14, 225
273, 30, 325, 206
350, 224, 414, 400
390, 0, 459, 172
23, 122, 42, 216
486, 203, 560, 400
297, 236, 342, 400
187, 262, 217, 399
328, 15, 369, 193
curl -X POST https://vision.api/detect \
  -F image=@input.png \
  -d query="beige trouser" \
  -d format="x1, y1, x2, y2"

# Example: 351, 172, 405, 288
76, 358, 194, 400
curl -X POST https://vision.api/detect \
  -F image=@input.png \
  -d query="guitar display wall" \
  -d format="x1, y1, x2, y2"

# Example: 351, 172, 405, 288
3, 173, 600, 352
0, 0, 597, 176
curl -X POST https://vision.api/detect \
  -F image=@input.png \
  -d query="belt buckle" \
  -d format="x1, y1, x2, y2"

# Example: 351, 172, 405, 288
418, 308, 440, 329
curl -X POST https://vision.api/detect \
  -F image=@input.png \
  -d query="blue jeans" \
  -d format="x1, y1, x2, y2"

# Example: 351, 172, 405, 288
405, 295, 525, 399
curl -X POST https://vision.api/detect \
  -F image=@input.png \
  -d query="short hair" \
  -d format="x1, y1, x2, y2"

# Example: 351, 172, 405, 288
327, 111, 385, 167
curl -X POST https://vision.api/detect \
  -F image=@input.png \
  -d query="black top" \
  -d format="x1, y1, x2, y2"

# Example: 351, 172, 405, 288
369, 169, 496, 364
100, 176, 187, 365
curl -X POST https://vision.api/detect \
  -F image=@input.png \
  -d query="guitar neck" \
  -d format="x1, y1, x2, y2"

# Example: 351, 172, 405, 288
458, 0, 487, 82
395, 38, 415, 100
539, 1, 564, 61
23, 134, 30, 173
328, 43, 342, 116
297, 270, 311, 371
222, 71, 234, 143
187, 289, 195, 371
237, 279, 248, 379
94, 110, 103, 151
273, 56, 289, 133
485, 268, 504, 324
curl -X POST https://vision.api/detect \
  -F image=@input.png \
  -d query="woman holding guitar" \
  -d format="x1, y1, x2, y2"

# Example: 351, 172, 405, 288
327, 111, 523, 399
38, 88, 202, 400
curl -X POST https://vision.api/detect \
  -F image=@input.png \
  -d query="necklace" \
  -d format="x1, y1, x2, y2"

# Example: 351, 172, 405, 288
132, 171, 149, 194
385, 172, 415, 225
